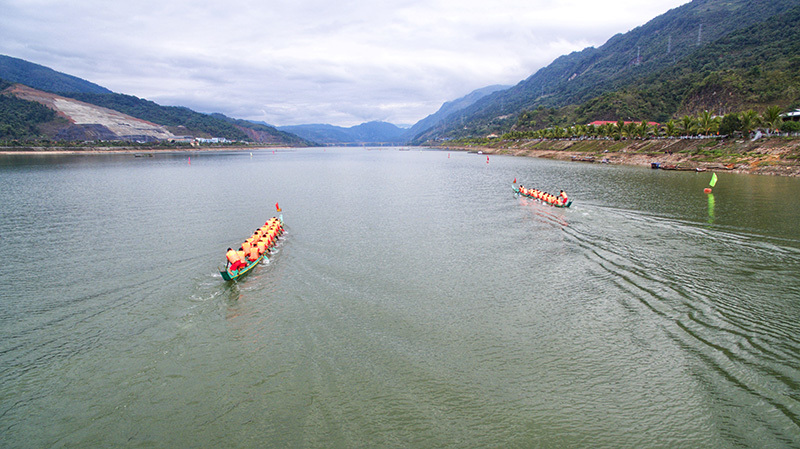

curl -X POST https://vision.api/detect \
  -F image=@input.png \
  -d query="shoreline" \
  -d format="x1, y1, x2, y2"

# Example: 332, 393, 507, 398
3, 138, 800, 176
436, 136, 800, 177
0, 146, 291, 156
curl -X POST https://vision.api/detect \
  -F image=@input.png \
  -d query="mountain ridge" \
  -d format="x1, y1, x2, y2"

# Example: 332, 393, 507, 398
0, 54, 112, 95
414, 0, 800, 142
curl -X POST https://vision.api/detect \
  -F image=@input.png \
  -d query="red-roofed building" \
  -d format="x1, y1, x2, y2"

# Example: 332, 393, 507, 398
588, 120, 660, 126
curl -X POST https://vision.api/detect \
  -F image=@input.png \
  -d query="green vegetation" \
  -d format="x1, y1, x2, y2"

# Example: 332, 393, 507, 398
415, 0, 800, 143
0, 92, 58, 140
468, 105, 799, 145
0, 55, 112, 94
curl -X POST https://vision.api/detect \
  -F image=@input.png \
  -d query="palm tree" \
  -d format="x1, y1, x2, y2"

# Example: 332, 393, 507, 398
679, 115, 696, 137
661, 120, 677, 138
761, 106, 783, 136
697, 110, 720, 136
652, 123, 663, 138
615, 118, 626, 140
740, 110, 759, 136
637, 121, 650, 139
624, 122, 638, 139
599, 123, 612, 138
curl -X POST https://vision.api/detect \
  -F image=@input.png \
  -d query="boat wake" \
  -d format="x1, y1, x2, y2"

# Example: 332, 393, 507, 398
560, 204, 800, 445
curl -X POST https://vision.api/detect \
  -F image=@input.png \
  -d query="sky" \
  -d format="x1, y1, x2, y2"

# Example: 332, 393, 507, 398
1, 0, 690, 127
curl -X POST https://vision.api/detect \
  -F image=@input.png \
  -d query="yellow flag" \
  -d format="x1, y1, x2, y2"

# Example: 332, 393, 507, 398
709, 173, 718, 187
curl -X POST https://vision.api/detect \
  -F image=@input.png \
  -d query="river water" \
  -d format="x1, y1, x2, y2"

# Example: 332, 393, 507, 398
1, 148, 798, 448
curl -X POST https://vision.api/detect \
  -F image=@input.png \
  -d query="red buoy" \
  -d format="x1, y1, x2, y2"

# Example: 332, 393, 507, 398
704, 188, 712, 193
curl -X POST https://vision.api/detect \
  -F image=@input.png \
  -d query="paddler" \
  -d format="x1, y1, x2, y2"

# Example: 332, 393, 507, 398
225, 248, 241, 272
559, 190, 568, 203
226, 247, 246, 272
247, 244, 259, 262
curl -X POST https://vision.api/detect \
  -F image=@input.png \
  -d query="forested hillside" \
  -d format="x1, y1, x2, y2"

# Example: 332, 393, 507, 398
0, 79, 60, 140
64, 92, 312, 144
0, 55, 111, 94
1, 56, 313, 146
412, 0, 800, 142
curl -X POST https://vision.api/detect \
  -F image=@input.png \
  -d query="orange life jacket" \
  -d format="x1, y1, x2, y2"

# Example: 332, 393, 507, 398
226, 249, 239, 264
242, 241, 252, 253
257, 241, 266, 254
248, 247, 259, 261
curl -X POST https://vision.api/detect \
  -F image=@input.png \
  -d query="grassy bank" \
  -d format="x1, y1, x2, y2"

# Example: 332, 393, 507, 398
436, 137, 800, 176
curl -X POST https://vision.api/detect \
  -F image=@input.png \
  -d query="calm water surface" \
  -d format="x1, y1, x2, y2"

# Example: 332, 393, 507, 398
1, 148, 798, 448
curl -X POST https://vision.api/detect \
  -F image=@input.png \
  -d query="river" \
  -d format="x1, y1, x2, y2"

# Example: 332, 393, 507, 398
1, 148, 798, 448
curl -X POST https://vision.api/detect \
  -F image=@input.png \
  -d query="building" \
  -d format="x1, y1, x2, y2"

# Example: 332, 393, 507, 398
587, 120, 660, 127
781, 109, 800, 122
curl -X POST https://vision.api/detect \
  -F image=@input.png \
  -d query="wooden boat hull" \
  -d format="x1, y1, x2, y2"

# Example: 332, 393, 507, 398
513, 185, 572, 208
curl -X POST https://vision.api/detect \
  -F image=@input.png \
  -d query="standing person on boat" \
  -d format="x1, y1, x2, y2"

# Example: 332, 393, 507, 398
559, 190, 568, 203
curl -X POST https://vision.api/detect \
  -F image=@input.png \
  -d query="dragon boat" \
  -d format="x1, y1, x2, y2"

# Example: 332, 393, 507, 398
513, 185, 572, 208
220, 215, 283, 281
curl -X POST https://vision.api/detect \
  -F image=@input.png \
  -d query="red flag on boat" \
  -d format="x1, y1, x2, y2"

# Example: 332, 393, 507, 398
513, 178, 516, 183
275, 202, 281, 212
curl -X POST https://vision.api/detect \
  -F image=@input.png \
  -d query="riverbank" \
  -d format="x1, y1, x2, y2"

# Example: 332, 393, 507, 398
0, 145, 288, 155
437, 137, 800, 176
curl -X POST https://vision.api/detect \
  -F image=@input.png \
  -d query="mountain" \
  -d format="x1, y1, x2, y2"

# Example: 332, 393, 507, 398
3, 84, 179, 141
0, 55, 313, 146
278, 121, 406, 145
416, 0, 800, 141
0, 54, 112, 94
405, 85, 509, 143
278, 85, 510, 145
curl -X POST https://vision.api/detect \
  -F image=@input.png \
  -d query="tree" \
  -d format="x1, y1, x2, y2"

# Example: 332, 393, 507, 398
615, 118, 626, 140
719, 113, 742, 136
636, 120, 650, 139
697, 110, 720, 136
761, 105, 783, 136
679, 115, 696, 136
624, 122, 638, 139
780, 120, 800, 134
661, 120, 677, 137
740, 109, 760, 136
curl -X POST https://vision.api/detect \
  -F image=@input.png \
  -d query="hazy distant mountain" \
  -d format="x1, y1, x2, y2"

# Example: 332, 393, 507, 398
405, 85, 509, 143
279, 121, 406, 145
279, 85, 509, 145
0, 54, 112, 94
415, 0, 800, 141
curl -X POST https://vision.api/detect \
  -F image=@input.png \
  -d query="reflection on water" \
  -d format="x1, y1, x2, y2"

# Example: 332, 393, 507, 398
708, 192, 715, 224
0, 149, 798, 448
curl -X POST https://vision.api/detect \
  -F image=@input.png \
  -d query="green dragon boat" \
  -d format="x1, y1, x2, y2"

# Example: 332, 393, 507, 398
220, 215, 283, 281
513, 185, 572, 208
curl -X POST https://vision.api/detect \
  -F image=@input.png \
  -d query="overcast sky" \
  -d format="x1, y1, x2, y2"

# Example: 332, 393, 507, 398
1, 0, 689, 127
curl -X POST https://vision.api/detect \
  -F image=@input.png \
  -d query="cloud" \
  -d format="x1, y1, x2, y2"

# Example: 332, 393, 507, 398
0, 0, 689, 126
